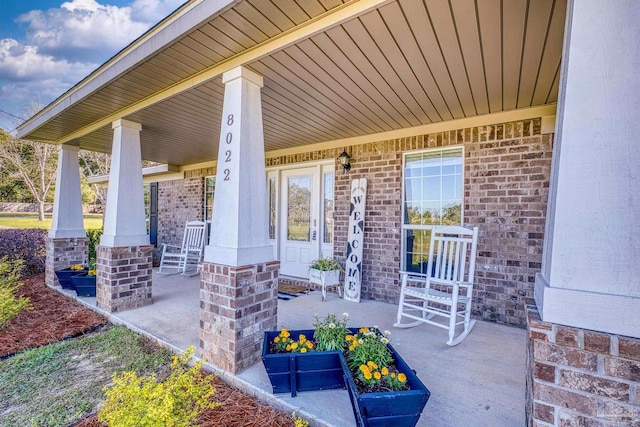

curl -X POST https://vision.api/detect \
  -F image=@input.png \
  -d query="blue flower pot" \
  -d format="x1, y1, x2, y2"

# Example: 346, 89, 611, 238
55, 267, 87, 289
71, 274, 96, 297
340, 343, 431, 427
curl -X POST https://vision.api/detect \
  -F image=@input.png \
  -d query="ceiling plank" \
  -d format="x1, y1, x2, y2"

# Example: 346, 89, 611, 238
477, 0, 503, 113
517, 0, 554, 108
502, 0, 527, 111
532, 0, 566, 106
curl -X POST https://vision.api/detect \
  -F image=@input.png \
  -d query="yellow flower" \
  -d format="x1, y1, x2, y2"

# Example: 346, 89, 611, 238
300, 347, 307, 353
390, 373, 396, 379
398, 373, 407, 383
381, 367, 389, 375
306, 341, 313, 349
299, 334, 306, 341
374, 372, 381, 380
286, 344, 291, 351
367, 361, 378, 369
70, 264, 85, 271
281, 329, 290, 338
359, 365, 369, 373
364, 371, 372, 380
291, 342, 298, 350
345, 335, 354, 341
88, 269, 97, 276
274, 337, 280, 343
359, 327, 370, 333
348, 345, 355, 351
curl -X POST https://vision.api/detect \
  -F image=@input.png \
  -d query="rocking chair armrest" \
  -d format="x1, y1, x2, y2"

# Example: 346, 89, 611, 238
161, 243, 182, 251
398, 271, 429, 280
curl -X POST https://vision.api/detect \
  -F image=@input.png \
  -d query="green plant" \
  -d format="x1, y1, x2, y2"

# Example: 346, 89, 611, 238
308, 257, 343, 271
86, 228, 102, 266
312, 312, 349, 351
0, 257, 30, 328
346, 327, 393, 370
98, 345, 218, 427
271, 328, 314, 353
292, 412, 310, 427
355, 361, 408, 391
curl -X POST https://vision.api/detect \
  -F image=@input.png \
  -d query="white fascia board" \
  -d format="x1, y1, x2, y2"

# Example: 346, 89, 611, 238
17, 0, 237, 139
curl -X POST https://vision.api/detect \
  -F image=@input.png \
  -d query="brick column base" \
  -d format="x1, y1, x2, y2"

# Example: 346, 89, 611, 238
199, 261, 279, 374
45, 237, 89, 288
96, 245, 153, 313
526, 304, 640, 426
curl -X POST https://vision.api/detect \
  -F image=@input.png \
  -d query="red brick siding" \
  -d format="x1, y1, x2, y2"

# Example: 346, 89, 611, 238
526, 305, 640, 426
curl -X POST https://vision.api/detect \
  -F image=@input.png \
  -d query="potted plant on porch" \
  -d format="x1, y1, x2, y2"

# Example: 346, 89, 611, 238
71, 261, 97, 297
54, 264, 87, 289
262, 313, 430, 426
308, 257, 343, 301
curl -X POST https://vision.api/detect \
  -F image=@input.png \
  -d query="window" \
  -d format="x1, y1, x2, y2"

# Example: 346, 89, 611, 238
403, 148, 463, 274
143, 184, 150, 234
268, 177, 276, 240
322, 172, 334, 244
204, 176, 215, 222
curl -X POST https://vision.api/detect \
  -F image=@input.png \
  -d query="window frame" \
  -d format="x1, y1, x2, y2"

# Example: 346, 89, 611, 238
400, 146, 465, 272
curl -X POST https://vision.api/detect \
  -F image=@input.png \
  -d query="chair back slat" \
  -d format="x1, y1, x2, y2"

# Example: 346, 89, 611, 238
182, 221, 206, 253
426, 225, 479, 285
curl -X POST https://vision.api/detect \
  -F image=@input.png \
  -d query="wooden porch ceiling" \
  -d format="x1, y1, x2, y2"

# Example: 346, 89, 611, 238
19, 0, 566, 166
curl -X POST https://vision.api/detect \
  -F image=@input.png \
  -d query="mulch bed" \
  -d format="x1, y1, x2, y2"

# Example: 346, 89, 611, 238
3, 274, 298, 427
0, 273, 107, 358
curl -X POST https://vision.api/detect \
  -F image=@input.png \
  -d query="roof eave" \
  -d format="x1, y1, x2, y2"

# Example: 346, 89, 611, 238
17, 0, 239, 140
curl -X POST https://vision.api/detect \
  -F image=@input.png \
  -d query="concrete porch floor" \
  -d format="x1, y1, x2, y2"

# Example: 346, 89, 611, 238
68, 271, 525, 427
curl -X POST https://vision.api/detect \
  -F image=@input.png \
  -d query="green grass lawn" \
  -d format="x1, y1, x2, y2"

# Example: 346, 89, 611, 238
0, 212, 103, 230
0, 326, 171, 427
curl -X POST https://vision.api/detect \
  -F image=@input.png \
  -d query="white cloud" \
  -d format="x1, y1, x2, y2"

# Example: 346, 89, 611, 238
0, 0, 185, 131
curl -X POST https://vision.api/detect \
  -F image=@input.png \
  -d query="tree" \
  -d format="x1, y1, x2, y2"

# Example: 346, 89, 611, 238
0, 129, 57, 221
78, 150, 111, 209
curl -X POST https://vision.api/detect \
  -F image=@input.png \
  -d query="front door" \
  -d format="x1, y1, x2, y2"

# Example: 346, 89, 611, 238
280, 167, 320, 277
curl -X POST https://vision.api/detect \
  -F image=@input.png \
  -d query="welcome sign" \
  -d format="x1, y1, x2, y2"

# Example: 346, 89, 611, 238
344, 178, 367, 303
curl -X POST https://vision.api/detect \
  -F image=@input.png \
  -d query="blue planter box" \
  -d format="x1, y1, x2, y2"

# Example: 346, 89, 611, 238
55, 268, 87, 289
340, 343, 431, 427
71, 274, 96, 297
262, 329, 346, 397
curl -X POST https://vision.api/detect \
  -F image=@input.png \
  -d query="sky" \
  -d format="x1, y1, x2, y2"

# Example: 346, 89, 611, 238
0, 0, 186, 133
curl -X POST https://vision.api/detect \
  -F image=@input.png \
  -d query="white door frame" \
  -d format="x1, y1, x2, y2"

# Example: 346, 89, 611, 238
266, 160, 334, 278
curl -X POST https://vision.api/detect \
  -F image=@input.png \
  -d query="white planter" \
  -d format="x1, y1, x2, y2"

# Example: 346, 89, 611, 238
308, 269, 341, 301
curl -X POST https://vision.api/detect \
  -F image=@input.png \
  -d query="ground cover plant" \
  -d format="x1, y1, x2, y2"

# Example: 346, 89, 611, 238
0, 212, 103, 230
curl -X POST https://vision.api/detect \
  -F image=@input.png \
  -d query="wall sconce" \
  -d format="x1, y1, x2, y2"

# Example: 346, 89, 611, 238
338, 150, 351, 173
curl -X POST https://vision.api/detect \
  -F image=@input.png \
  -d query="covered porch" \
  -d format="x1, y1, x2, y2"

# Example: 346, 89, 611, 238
64, 271, 525, 427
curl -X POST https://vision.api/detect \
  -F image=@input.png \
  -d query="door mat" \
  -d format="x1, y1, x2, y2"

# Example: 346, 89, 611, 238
278, 283, 311, 300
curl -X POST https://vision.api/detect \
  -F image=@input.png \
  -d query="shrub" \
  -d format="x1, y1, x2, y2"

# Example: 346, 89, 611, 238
0, 258, 30, 328
98, 346, 218, 427
0, 229, 47, 275
86, 228, 103, 266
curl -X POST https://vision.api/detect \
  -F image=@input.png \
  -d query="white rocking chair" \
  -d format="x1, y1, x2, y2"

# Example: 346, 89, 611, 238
158, 220, 206, 276
394, 225, 479, 346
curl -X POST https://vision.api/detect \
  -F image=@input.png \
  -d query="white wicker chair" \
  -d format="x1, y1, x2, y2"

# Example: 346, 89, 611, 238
158, 220, 206, 276
395, 225, 479, 346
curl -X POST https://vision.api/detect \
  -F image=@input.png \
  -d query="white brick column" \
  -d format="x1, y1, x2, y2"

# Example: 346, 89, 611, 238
50, 145, 85, 238
535, 0, 640, 338
97, 119, 152, 313
46, 144, 88, 287
101, 119, 149, 247
200, 66, 278, 373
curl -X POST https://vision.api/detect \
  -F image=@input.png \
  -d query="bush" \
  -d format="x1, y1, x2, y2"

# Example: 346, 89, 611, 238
86, 228, 103, 267
0, 258, 30, 328
98, 346, 218, 427
0, 229, 47, 275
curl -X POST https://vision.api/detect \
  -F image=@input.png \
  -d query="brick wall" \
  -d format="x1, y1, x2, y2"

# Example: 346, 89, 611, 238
45, 237, 89, 288
269, 119, 552, 326
526, 305, 640, 426
96, 245, 154, 313
156, 167, 213, 258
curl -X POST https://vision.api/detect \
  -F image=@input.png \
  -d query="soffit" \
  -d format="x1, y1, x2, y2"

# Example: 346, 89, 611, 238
23, 0, 566, 166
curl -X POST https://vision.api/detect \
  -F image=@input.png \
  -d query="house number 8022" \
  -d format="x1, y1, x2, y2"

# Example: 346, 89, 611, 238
223, 114, 234, 181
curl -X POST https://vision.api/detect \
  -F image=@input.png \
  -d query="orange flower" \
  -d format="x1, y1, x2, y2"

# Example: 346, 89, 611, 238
398, 373, 407, 383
